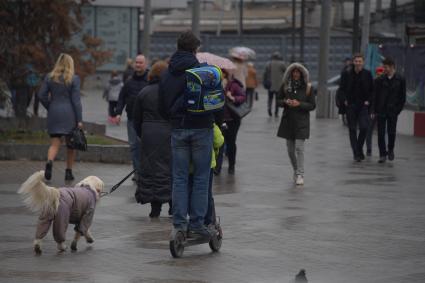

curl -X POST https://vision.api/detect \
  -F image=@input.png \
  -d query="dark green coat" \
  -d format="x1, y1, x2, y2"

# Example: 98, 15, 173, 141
277, 83, 316, 140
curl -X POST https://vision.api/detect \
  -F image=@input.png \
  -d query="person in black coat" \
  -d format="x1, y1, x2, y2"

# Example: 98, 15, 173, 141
116, 54, 149, 180
339, 53, 374, 162
133, 60, 172, 217
277, 63, 315, 186
371, 57, 406, 163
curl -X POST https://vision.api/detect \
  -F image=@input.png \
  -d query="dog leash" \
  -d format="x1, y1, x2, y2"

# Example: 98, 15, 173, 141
100, 169, 136, 198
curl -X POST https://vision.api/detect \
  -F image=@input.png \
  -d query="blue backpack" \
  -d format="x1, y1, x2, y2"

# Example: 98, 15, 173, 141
184, 65, 225, 115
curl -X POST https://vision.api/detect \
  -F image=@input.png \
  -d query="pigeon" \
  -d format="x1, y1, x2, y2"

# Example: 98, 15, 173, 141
295, 269, 308, 283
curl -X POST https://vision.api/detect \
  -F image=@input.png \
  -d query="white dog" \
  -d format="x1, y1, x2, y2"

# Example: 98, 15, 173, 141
18, 171, 104, 254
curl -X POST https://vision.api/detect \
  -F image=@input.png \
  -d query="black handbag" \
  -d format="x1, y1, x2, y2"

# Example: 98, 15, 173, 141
226, 100, 251, 119
67, 127, 87, 151
66, 86, 87, 151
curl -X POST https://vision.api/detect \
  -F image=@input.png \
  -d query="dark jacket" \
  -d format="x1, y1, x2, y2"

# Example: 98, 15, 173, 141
116, 71, 149, 120
158, 50, 214, 129
335, 65, 353, 114
224, 78, 246, 121
38, 75, 82, 135
339, 68, 373, 107
133, 79, 171, 204
373, 73, 406, 116
277, 63, 316, 140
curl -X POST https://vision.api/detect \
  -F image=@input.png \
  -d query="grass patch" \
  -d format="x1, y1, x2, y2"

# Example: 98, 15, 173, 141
0, 130, 126, 145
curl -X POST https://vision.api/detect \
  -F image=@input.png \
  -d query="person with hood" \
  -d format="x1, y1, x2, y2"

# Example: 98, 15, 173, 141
263, 51, 287, 117
216, 69, 246, 175
132, 61, 172, 218
372, 57, 406, 163
277, 63, 315, 186
116, 54, 149, 180
158, 31, 215, 238
103, 70, 123, 124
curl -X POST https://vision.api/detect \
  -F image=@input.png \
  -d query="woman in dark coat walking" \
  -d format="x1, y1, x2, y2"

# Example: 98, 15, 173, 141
132, 61, 172, 217
277, 63, 315, 186
216, 69, 246, 175
38, 53, 83, 181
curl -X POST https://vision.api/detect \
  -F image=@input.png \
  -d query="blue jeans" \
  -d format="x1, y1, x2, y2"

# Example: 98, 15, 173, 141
127, 119, 141, 174
188, 169, 215, 226
171, 128, 213, 231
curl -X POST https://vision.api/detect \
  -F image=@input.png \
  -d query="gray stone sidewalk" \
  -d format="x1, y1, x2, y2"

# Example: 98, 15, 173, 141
1, 88, 425, 283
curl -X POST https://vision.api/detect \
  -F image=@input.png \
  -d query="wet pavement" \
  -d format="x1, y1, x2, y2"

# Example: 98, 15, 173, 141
1, 88, 425, 283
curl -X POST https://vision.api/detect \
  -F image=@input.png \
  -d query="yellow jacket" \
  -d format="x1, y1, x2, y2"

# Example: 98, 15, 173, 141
212, 123, 224, 169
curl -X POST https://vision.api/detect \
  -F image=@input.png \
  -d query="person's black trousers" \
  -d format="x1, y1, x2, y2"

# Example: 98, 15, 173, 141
267, 90, 279, 116
366, 115, 376, 153
377, 114, 398, 157
108, 101, 118, 117
223, 119, 241, 168
346, 105, 369, 158
246, 88, 255, 108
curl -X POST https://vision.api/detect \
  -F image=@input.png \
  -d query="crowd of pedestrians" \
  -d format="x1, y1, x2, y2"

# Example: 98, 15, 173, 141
33, 30, 407, 243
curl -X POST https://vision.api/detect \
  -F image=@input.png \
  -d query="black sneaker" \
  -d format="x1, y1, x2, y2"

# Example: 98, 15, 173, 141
228, 166, 235, 175
388, 151, 394, 161
65, 169, 75, 181
378, 156, 386, 163
44, 160, 53, 180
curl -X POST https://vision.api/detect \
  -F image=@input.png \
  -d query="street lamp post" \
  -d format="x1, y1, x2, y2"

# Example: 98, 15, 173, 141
192, 0, 200, 38
142, 0, 151, 59
316, 0, 331, 118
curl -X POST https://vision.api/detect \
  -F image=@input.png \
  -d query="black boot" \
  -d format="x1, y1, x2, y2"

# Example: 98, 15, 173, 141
65, 169, 75, 181
228, 165, 235, 175
44, 160, 53, 180
149, 202, 162, 218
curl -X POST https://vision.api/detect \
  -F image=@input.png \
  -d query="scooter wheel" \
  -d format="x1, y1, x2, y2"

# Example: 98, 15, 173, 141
209, 225, 222, 252
170, 230, 185, 258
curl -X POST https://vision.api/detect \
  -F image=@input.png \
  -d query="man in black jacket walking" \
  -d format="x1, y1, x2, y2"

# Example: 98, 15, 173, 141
372, 57, 406, 163
339, 53, 374, 161
116, 54, 149, 178
159, 31, 214, 238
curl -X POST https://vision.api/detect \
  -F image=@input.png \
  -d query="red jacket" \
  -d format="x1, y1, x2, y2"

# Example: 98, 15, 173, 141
224, 78, 246, 121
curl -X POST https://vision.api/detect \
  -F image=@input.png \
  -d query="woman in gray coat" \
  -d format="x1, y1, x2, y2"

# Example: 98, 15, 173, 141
38, 53, 83, 181
277, 63, 315, 186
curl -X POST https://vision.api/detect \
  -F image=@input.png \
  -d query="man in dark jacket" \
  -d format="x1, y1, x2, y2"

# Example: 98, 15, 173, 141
158, 31, 213, 238
116, 54, 149, 178
372, 57, 406, 163
339, 53, 374, 162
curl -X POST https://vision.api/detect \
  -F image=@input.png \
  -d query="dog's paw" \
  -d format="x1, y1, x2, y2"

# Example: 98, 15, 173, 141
57, 242, 67, 252
85, 235, 94, 244
33, 239, 42, 255
70, 240, 77, 251
34, 244, 42, 255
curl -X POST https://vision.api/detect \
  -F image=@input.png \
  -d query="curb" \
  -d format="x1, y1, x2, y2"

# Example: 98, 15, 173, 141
0, 144, 131, 164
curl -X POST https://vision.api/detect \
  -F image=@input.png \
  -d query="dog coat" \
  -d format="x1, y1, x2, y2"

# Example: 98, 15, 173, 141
35, 185, 97, 243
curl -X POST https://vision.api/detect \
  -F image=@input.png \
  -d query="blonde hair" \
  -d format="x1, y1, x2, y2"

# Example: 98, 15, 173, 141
50, 53, 75, 85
